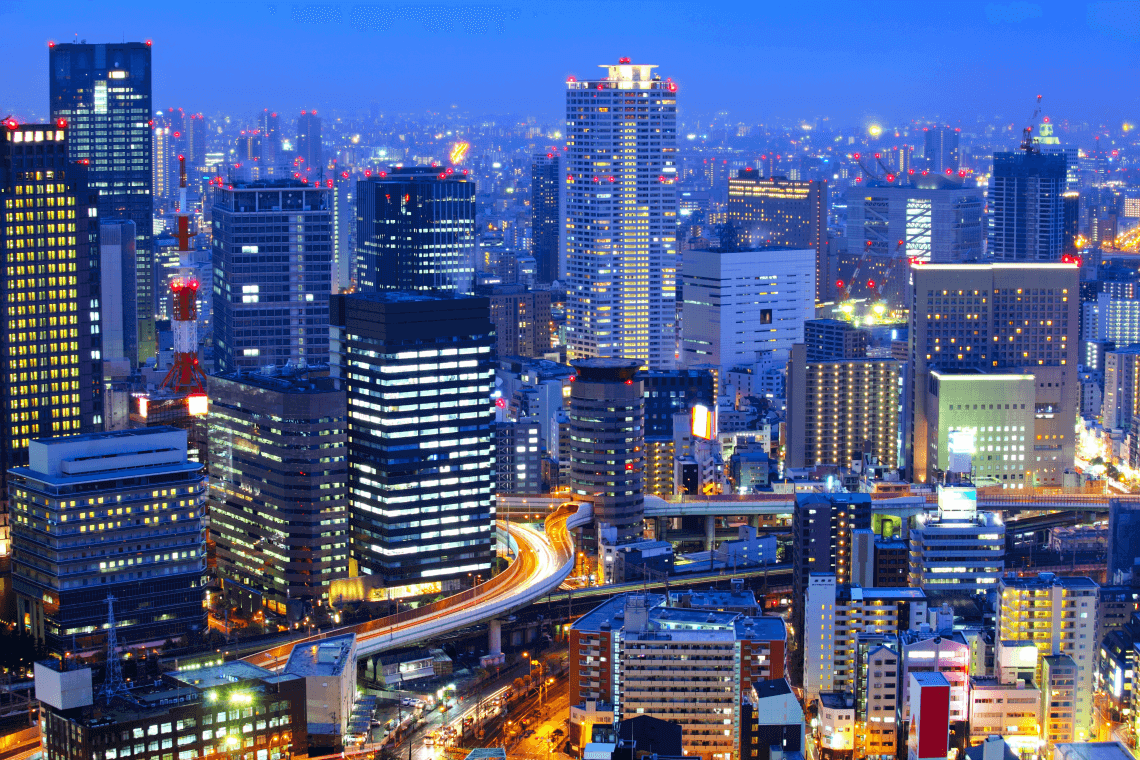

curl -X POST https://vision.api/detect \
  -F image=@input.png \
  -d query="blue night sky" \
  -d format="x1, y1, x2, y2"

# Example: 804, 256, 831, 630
1, 0, 1138, 127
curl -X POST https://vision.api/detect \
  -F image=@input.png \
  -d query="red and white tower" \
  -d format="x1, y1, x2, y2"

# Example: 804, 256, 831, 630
160, 155, 207, 404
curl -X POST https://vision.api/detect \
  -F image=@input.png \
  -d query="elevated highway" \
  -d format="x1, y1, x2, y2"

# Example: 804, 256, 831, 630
244, 503, 592, 669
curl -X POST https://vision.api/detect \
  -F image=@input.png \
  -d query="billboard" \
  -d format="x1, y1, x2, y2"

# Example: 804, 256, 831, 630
691, 404, 715, 440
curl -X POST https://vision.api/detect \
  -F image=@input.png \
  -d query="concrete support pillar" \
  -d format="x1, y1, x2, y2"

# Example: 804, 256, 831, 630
749, 514, 760, 529
488, 618, 503, 657
656, 517, 669, 542
705, 514, 716, 552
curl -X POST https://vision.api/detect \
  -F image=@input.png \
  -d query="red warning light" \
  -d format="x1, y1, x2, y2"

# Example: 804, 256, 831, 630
853, 153, 861, 160
867, 279, 876, 289
667, 82, 676, 92
908, 168, 915, 175
341, 171, 350, 179
48, 40, 55, 48
836, 280, 845, 289
874, 153, 881, 159
958, 170, 967, 177
624, 379, 633, 385
145, 40, 152, 47
619, 57, 631, 64
886, 174, 896, 182
855, 177, 862, 183
945, 168, 953, 175
567, 76, 577, 83
56, 118, 67, 128
495, 398, 506, 409
921, 169, 929, 176
364, 169, 372, 177
379, 171, 387, 178
547, 153, 554, 159
4, 119, 17, 131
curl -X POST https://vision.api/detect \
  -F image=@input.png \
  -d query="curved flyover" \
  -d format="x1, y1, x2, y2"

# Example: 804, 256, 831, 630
243, 502, 591, 669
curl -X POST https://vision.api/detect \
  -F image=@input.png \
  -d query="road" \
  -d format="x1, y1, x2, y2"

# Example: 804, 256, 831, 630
244, 505, 585, 670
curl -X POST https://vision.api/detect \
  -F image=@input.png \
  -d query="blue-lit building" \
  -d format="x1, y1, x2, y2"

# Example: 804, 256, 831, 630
641, 369, 715, 437
355, 167, 475, 294
990, 151, 1066, 262
530, 153, 560, 283
50, 41, 154, 361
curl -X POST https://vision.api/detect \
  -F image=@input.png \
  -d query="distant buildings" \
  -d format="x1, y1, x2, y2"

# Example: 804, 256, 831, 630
493, 419, 542, 494
207, 368, 349, 613
923, 126, 960, 174
487, 285, 552, 358
330, 292, 494, 589
681, 246, 815, 369
11, 428, 206, 654
296, 109, 322, 172
565, 59, 678, 369
530, 152, 560, 283
355, 167, 475, 294
990, 151, 1066, 262
50, 41, 154, 361
211, 180, 333, 372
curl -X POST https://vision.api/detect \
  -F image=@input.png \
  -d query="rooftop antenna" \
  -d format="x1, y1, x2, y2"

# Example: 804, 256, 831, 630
96, 595, 133, 705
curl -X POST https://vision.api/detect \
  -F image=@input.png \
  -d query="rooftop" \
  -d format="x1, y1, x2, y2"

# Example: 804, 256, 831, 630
211, 365, 338, 395
1000, 572, 1098, 590
283, 633, 356, 678
1053, 743, 1135, 760
169, 661, 275, 690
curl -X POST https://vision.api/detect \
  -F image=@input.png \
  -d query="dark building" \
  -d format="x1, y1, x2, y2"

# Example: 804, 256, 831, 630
1108, 500, 1140, 583
50, 41, 154, 362
486, 285, 552, 358
804, 319, 868, 361
790, 493, 872, 685
0, 120, 104, 478
739, 679, 805, 760
1063, 191, 1080, 253
260, 109, 280, 167
727, 171, 828, 301
641, 369, 716, 438
531, 152, 560, 283
207, 368, 349, 614
990, 151, 1066, 262
611, 715, 684, 760
570, 360, 645, 544
210, 180, 333, 372
873, 538, 909, 587
184, 113, 207, 172
330, 292, 494, 588
355, 167, 475, 294
296, 110, 322, 174
924, 126, 960, 174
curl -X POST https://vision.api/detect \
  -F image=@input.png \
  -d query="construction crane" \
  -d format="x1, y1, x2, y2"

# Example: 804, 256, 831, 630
1020, 94, 1043, 153
839, 239, 906, 301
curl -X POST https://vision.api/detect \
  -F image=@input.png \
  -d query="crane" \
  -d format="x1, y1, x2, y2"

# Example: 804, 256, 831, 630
839, 239, 906, 301
1020, 94, 1043, 153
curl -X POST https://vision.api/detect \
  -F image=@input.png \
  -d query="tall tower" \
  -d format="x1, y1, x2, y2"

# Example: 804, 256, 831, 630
564, 58, 678, 368
50, 41, 154, 363
161, 157, 206, 396
923, 126, 960, 174
990, 151, 1066, 262
530, 152, 560, 283
259, 109, 280, 168
296, 110, 322, 176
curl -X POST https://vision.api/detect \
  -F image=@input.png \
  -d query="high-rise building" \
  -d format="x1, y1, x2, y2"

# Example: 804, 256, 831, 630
211, 179, 333, 372
569, 359, 644, 544
50, 42, 154, 361
184, 113, 207, 173
907, 262, 1079, 485
531, 152, 560, 283
564, 59, 678, 368
493, 419, 542, 494
908, 487, 1004, 592
10, 428, 206, 654
355, 167, 475, 294
1040, 654, 1078, 751
681, 246, 815, 369
259, 109, 280, 168
0, 120, 104, 476
727, 171, 827, 301
642, 368, 715, 437
332, 175, 355, 293
151, 115, 173, 203
98, 220, 138, 373
329, 292, 494, 588
296, 110, 322, 174
207, 368, 349, 613
990, 151, 1066, 262
786, 342, 901, 469
996, 572, 1099, 739
804, 319, 869, 361
923, 126, 960, 174
487, 285, 552, 358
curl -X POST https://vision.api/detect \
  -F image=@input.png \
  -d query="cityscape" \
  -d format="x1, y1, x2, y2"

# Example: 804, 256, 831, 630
3, 4, 1140, 760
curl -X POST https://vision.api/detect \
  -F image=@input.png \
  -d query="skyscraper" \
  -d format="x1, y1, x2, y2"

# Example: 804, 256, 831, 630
530, 152, 560, 283
151, 114, 173, 204
98, 220, 138, 373
259, 109, 280, 168
184, 113, 207, 173
564, 59, 678, 368
329, 292, 494, 588
0, 120, 104, 473
923, 126, 960, 174
990, 151, 1066, 262
296, 110, 322, 175
211, 179, 333, 372
727, 171, 828, 300
49, 42, 154, 363
568, 359, 645, 544
355, 167, 475, 294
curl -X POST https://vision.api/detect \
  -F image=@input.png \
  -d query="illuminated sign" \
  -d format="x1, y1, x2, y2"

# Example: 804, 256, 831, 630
187, 394, 208, 416
937, 486, 977, 519
449, 141, 470, 165
138, 397, 148, 418
691, 404, 715, 440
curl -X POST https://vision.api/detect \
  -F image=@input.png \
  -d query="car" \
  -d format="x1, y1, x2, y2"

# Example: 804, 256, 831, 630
523, 730, 535, 738
401, 697, 415, 706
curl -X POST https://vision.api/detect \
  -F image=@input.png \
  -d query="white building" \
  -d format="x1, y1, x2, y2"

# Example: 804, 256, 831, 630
1097, 292, 1140, 348
967, 677, 1041, 753
908, 486, 1005, 593
681, 246, 815, 369
898, 630, 972, 724
564, 59, 678, 369
283, 633, 358, 748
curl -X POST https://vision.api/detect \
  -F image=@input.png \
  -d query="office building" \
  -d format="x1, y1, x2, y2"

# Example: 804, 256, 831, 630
851, 529, 909, 588
967, 678, 1040, 753
207, 368, 349, 613
259, 108, 280, 168
151, 116, 173, 203
211, 179, 333, 372
50, 42, 154, 361
281, 633, 357, 751
296, 110, 322, 173
739, 680, 805, 760
569, 360, 644, 544
845, 178, 984, 266
183, 113, 207, 172
0, 120, 104, 481
804, 319, 868, 361
1102, 346, 1140, 435
36, 660, 308, 760
990, 151, 1066, 262
644, 438, 675, 497
908, 262, 1079, 486
1040, 654, 1078, 751
1108, 500, 1140, 585
564, 59, 678, 369
802, 573, 927, 703
531, 152, 560, 283
570, 593, 787, 760
727, 172, 827, 300
487, 285, 552, 358
786, 342, 901, 469
332, 174, 355, 292
355, 167, 475, 294
898, 629, 972, 726
10, 428, 206, 654
996, 572, 1099, 739
1096, 293, 1140, 348
791, 493, 872, 686
642, 368, 715, 437
330, 292, 494, 589
99, 220, 138, 373
493, 419, 542, 494
908, 487, 1004, 593
923, 126, 960, 174
681, 246, 815, 368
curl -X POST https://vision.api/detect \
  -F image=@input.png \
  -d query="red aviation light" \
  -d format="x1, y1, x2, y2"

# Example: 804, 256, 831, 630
874, 153, 881, 159
624, 379, 633, 385
921, 169, 929, 176
56, 118, 67, 128
667, 82, 676, 92
855, 176, 862, 183
908, 168, 915, 175
958, 170, 967, 177
145, 40, 152, 47
4, 119, 17, 131
619, 57, 631, 64
946, 168, 953, 175
380, 171, 388, 177
566, 76, 577, 83
867, 279, 876, 289
341, 171, 350, 179
364, 169, 372, 177
853, 153, 861, 160
886, 173, 896, 182
836, 280, 845, 289
326, 179, 333, 188
48, 41, 55, 48
462, 169, 468, 175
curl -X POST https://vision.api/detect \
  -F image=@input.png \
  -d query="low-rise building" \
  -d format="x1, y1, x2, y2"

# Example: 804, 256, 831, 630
739, 680, 805, 760
281, 633, 357, 753
966, 677, 1040, 753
